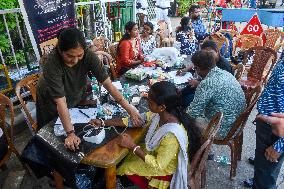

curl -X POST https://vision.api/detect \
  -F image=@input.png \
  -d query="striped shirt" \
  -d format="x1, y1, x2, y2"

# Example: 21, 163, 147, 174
257, 57, 284, 153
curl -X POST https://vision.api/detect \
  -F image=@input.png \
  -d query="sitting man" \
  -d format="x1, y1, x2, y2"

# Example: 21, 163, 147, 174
186, 50, 246, 139
178, 40, 233, 108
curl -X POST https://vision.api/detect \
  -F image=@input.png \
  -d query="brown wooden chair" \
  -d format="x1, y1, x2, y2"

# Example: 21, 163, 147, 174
188, 112, 223, 189
232, 34, 263, 56
239, 46, 277, 90
262, 29, 284, 51
95, 51, 117, 80
213, 85, 262, 180
0, 93, 30, 172
204, 33, 229, 55
15, 73, 40, 134
232, 63, 245, 81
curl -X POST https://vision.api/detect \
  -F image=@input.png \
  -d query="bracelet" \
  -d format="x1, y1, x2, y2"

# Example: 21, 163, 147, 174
133, 145, 141, 155
66, 129, 75, 136
98, 118, 105, 127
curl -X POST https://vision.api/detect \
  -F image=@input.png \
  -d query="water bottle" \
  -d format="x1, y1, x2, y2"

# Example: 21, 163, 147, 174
91, 77, 100, 103
122, 83, 130, 101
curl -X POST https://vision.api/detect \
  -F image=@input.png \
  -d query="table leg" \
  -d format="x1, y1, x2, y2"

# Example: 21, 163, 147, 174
105, 166, 116, 189
53, 171, 64, 189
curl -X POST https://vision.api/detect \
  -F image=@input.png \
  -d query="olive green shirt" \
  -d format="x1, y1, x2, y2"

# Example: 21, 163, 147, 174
36, 48, 108, 128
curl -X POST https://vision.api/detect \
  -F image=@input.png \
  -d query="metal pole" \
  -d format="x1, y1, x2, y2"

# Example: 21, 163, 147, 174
3, 14, 22, 79
18, 0, 41, 63
0, 48, 5, 66
15, 13, 31, 71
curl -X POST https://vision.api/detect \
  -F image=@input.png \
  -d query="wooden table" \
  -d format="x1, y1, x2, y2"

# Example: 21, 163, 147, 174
81, 127, 148, 189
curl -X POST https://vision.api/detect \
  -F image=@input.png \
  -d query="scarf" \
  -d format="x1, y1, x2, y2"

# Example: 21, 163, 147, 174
145, 114, 188, 189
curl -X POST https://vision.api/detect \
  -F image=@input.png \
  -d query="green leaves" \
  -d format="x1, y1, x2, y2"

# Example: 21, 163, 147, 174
176, 0, 194, 16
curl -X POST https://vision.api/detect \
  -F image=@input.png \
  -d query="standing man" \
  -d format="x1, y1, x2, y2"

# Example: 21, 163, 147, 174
253, 57, 284, 189
188, 5, 208, 41
154, 0, 174, 34
36, 27, 143, 151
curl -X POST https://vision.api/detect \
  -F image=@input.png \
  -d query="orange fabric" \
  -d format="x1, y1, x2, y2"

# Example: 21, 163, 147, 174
116, 38, 143, 75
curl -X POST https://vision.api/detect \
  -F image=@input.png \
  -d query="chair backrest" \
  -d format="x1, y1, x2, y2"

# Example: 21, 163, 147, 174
233, 34, 263, 56
108, 42, 119, 60
233, 63, 245, 81
262, 29, 284, 51
224, 85, 262, 140
188, 112, 223, 181
15, 73, 40, 133
205, 33, 229, 54
157, 21, 170, 39
244, 46, 277, 83
0, 93, 14, 167
95, 51, 117, 80
92, 35, 111, 52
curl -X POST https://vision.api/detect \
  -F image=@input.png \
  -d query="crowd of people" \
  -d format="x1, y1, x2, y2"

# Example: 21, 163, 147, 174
1, 3, 283, 189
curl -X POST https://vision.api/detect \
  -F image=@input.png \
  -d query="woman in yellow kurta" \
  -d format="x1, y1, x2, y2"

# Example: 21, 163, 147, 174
90, 81, 201, 189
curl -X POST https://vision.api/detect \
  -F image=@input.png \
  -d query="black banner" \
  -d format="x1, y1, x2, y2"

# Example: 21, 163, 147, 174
21, 0, 77, 55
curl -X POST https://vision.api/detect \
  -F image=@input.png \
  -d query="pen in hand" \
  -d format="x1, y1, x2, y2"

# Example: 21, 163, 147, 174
79, 110, 90, 118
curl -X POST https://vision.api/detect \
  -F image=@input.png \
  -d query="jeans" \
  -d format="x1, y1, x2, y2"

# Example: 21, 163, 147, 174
253, 120, 284, 189
181, 86, 196, 108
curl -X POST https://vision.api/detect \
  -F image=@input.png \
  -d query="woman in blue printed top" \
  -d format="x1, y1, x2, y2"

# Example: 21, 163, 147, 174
176, 17, 198, 56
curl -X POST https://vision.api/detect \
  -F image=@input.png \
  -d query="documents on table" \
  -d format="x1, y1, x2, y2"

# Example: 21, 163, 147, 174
168, 71, 193, 85
55, 108, 97, 125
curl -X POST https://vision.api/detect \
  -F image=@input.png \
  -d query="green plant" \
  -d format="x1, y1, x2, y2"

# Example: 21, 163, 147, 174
5, 50, 26, 66
177, 0, 195, 16
0, 0, 20, 63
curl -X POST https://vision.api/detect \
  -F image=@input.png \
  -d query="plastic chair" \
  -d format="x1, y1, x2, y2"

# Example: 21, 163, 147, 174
92, 35, 111, 52
0, 93, 30, 172
15, 73, 40, 134
188, 112, 223, 189
262, 29, 284, 51
213, 85, 262, 180
239, 46, 277, 90
232, 63, 245, 81
95, 51, 117, 80
232, 34, 263, 56
204, 33, 229, 55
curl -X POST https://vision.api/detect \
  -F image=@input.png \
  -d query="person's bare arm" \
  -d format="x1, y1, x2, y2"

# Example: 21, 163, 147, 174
101, 78, 143, 127
54, 97, 81, 151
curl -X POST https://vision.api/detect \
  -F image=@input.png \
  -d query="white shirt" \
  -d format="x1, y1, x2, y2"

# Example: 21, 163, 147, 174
155, 0, 174, 8
0, 128, 3, 138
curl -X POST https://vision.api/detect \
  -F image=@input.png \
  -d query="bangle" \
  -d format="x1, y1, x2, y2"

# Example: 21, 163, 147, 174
133, 145, 141, 155
98, 118, 105, 127
66, 129, 74, 136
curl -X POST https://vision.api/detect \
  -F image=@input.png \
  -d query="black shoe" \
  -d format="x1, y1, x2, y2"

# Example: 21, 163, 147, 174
243, 178, 254, 188
248, 157, 255, 166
